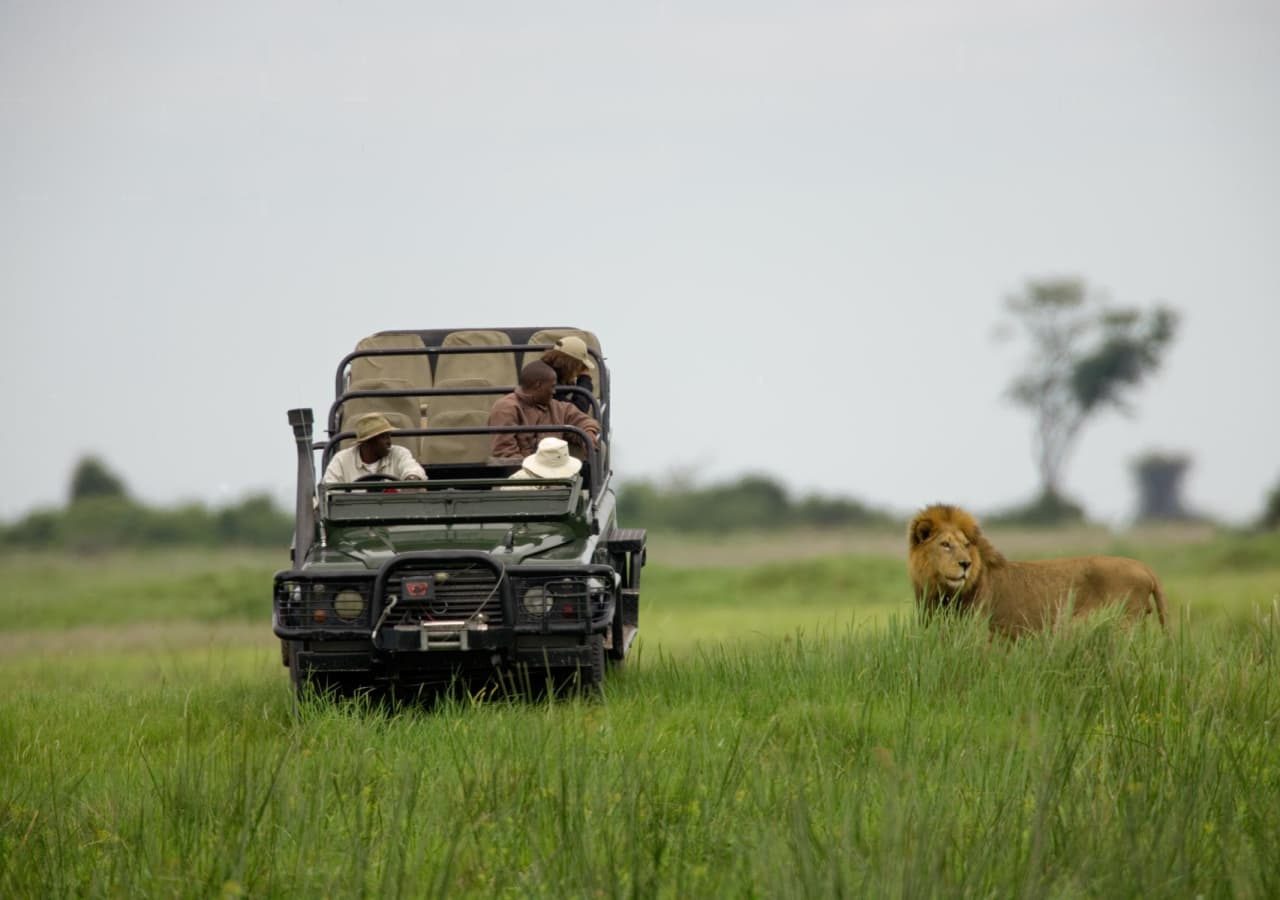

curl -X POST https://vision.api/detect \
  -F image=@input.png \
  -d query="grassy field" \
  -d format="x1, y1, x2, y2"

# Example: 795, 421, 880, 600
1, 527, 1278, 897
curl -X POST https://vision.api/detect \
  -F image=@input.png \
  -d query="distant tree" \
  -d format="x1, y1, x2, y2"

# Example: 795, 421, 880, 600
69, 455, 128, 503
999, 278, 1179, 518
1132, 451, 1194, 521
1259, 476, 1280, 531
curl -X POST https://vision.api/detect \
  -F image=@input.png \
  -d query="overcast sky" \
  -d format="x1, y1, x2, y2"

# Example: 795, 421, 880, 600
2, 1, 1277, 526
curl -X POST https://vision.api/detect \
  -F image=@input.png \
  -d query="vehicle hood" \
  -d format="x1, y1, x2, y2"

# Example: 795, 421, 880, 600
306, 523, 591, 571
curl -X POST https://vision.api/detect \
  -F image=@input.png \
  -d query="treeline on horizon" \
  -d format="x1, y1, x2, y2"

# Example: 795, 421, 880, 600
4, 456, 1278, 552
1, 494, 294, 553
616, 473, 892, 532
0, 457, 294, 553
1, 457, 896, 552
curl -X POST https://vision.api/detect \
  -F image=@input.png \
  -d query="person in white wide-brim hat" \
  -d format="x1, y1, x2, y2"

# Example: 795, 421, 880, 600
501, 437, 583, 489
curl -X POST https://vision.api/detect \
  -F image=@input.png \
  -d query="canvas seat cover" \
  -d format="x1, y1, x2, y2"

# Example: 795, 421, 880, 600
523, 329, 603, 401
421, 377, 505, 464
349, 333, 433, 397
337, 378, 424, 460
434, 330, 518, 389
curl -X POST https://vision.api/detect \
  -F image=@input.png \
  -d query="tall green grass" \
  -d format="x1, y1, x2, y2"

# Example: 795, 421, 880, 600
2, 537, 1278, 896
3, 610, 1277, 896
0, 550, 279, 630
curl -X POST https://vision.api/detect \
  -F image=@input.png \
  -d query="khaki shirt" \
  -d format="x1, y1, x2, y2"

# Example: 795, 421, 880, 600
322, 444, 427, 484
487, 390, 600, 460
496, 468, 540, 491
497, 468, 587, 492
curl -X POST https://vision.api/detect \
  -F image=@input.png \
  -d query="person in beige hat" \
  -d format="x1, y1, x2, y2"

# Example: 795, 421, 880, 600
539, 334, 596, 414
322, 412, 427, 484
500, 437, 583, 489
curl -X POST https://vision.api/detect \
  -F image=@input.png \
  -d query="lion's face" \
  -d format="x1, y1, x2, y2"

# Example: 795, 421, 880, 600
907, 506, 983, 603
915, 527, 977, 593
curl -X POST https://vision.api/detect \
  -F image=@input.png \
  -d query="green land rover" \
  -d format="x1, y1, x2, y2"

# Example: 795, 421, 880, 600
273, 328, 645, 698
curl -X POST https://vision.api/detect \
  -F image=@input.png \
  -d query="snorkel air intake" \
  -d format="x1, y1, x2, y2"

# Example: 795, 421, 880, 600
288, 408, 317, 563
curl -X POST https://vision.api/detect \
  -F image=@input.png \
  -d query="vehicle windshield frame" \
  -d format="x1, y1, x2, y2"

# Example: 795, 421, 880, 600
319, 475, 583, 526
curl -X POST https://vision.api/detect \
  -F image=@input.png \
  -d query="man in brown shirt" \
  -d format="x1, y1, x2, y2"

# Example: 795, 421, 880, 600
488, 361, 601, 460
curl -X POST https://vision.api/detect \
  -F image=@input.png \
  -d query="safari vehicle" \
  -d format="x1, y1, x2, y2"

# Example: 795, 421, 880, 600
273, 328, 645, 698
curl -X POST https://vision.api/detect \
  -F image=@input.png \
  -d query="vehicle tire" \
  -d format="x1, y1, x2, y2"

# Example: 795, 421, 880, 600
583, 634, 606, 694
285, 640, 308, 697
285, 647, 355, 706
286, 641, 344, 699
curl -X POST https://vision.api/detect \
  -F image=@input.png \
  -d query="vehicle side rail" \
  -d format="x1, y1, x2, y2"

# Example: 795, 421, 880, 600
327, 383, 601, 433
321, 480, 580, 526
334, 343, 605, 399
320, 424, 602, 497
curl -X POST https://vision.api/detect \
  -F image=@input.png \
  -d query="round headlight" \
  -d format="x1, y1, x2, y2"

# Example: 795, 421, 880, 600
333, 589, 366, 621
521, 585, 552, 617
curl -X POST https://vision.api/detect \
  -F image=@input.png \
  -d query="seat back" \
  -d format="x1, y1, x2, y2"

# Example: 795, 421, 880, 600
337, 377, 424, 460
420, 377, 505, 464
349, 333, 433, 397
522, 329, 601, 380
434, 330, 518, 389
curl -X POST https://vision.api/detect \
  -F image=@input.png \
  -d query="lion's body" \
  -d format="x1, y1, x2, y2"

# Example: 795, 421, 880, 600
907, 504, 1167, 635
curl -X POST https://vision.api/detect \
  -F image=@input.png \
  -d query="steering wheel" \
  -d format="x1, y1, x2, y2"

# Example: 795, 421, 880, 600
354, 473, 399, 493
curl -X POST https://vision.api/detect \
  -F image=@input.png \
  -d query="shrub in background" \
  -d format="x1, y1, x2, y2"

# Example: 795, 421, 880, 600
617, 473, 889, 532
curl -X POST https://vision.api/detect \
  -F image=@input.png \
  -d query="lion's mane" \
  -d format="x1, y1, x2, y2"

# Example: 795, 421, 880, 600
907, 504, 1167, 635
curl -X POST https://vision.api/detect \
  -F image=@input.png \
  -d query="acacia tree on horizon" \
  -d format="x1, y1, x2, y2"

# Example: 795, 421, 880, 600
68, 455, 128, 503
999, 277, 1179, 515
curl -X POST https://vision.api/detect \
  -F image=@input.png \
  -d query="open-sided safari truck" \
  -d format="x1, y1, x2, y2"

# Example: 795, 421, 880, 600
273, 327, 645, 698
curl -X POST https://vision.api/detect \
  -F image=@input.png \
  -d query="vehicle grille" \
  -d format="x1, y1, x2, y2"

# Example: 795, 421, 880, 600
383, 561, 505, 627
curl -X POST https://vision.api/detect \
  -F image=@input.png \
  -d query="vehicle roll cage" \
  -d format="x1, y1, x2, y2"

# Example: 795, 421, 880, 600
326, 341, 609, 496
318, 423, 607, 503
327, 383, 600, 434
333, 341, 611, 433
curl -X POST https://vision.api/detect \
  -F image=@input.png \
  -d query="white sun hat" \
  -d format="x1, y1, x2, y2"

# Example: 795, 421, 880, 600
522, 437, 583, 479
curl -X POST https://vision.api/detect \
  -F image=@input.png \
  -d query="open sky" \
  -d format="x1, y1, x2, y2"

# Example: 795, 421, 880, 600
2, 1, 1277, 526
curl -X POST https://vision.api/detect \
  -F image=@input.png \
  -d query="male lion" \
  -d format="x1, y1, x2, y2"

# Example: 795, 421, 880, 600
907, 504, 1167, 635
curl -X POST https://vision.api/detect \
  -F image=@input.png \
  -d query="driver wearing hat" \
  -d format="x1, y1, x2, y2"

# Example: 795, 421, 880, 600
322, 413, 427, 484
